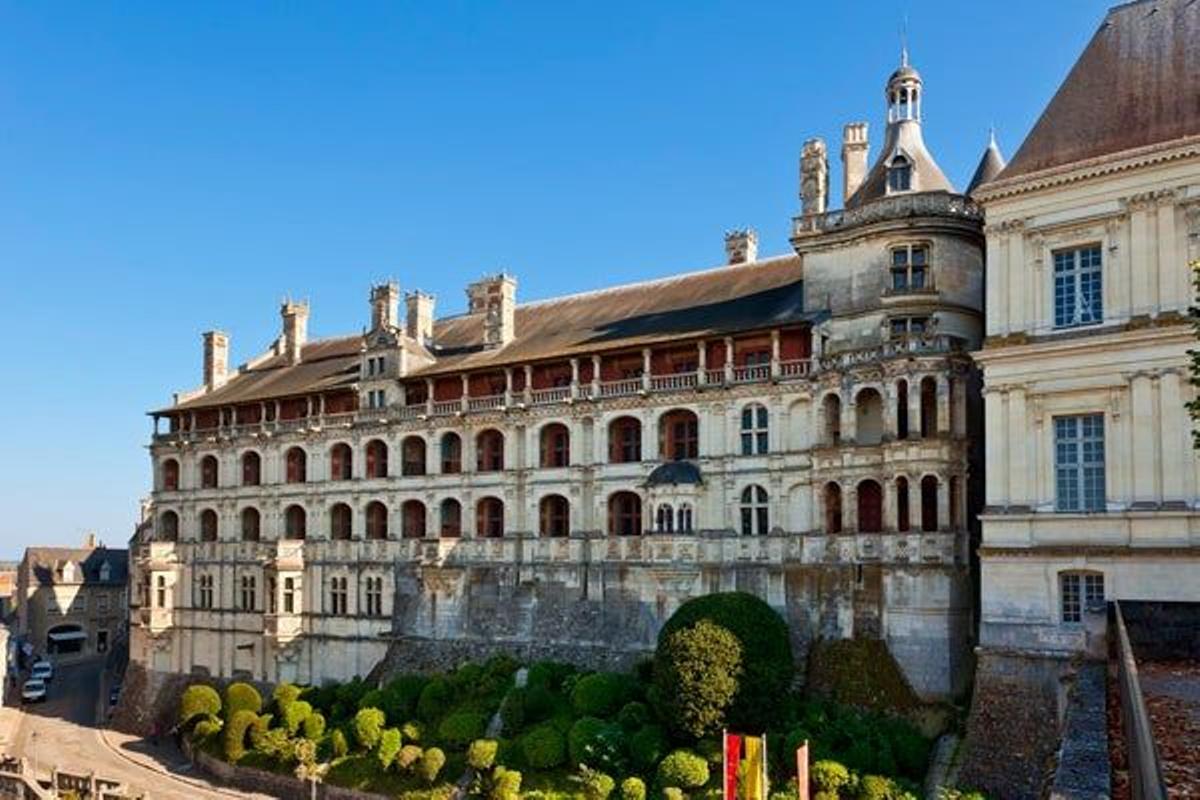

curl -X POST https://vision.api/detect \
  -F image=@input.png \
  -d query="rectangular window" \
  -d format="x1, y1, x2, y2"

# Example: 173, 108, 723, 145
1054, 414, 1106, 512
1053, 245, 1103, 328
1061, 572, 1105, 623
283, 577, 296, 614
890, 244, 928, 291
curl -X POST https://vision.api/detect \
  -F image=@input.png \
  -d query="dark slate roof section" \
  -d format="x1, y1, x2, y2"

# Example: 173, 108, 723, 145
1000, 0, 1200, 180
22, 547, 129, 587
645, 461, 703, 486
966, 136, 1006, 195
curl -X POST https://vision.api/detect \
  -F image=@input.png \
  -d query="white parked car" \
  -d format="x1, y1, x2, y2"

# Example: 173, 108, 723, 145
30, 661, 53, 682
21, 679, 47, 703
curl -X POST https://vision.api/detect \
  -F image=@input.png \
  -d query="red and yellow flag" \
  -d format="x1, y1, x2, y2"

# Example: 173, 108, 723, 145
722, 733, 741, 800
743, 735, 766, 800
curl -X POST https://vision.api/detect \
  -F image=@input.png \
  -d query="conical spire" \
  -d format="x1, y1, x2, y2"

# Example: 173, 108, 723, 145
966, 131, 1007, 195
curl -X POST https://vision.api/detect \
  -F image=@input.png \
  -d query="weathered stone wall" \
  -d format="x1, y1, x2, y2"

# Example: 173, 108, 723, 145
1116, 600, 1200, 661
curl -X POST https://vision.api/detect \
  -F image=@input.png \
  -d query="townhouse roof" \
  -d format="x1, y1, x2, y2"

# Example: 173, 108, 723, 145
20, 547, 128, 587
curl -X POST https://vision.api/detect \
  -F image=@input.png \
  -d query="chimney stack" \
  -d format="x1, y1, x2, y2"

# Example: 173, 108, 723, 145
724, 229, 758, 265
202, 330, 229, 392
800, 138, 829, 216
406, 290, 436, 345
466, 273, 517, 349
841, 122, 869, 204
280, 300, 309, 365
370, 282, 400, 331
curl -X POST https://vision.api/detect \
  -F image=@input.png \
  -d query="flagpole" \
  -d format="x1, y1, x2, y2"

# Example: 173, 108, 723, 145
722, 728, 728, 800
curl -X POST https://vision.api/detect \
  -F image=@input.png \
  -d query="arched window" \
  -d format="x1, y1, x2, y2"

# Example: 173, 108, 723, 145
402, 436, 426, 476
162, 459, 180, 491
539, 424, 570, 468
656, 504, 675, 533
896, 380, 910, 440
823, 394, 842, 445
159, 510, 179, 542
824, 483, 843, 534
366, 501, 389, 540
659, 409, 699, 461
440, 499, 462, 538
199, 509, 218, 542
888, 154, 912, 192
921, 475, 939, 532
608, 492, 642, 536
284, 505, 307, 540
285, 447, 307, 484
241, 507, 261, 542
402, 500, 426, 538
476, 430, 505, 472
920, 377, 937, 438
366, 439, 389, 479
441, 433, 462, 474
476, 497, 504, 538
329, 443, 352, 481
608, 417, 642, 463
857, 480, 882, 533
740, 485, 769, 536
855, 388, 884, 445
741, 404, 769, 455
677, 504, 694, 533
539, 495, 570, 537
242, 451, 262, 486
200, 455, 219, 489
896, 477, 910, 532
329, 503, 352, 540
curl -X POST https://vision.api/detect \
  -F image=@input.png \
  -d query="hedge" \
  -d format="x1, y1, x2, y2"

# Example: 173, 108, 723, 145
224, 682, 263, 717
180, 685, 221, 726
629, 724, 668, 773
223, 709, 258, 762
653, 619, 743, 739
521, 724, 566, 769
438, 711, 488, 747
567, 716, 626, 774
571, 672, 629, 718
417, 678, 452, 722
811, 760, 852, 794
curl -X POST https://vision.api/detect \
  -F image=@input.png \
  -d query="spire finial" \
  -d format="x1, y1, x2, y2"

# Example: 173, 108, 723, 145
988, 124, 997, 147
900, 14, 909, 67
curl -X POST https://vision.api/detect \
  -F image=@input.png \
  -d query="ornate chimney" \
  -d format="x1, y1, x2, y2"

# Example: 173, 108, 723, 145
841, 122, 869, 204
280, 300, 309, 365
370, 282, 400, 331
724, 229, 759, 264
202, 330, 229, 392
800, 138, 829, 216
406, 290, 435, 345
466, 273, 517, 349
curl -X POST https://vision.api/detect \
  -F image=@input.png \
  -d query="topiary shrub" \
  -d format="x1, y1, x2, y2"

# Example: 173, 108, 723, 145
662, 788, 685, 800
273, 683, 302, 713
657, 749, 710, 789
438, 711, 488, 747
490, 766, 522, 800
521, 724, 566, 769
500, 687, 526, 734
382, 675, 429, 723
629, 724, 668, 772
468, 739, 499, 770
223, 709, 258, 762
485, 654, 520, 680
255, 727, 294, 762
527, 660, 577, 691
193, 717, 222, 741
358, 688, 385, 712
571, 672, 629, 718
811, 760, 852, 796
419, 747, 446, 784
378, 727, 403, 769
397, 744, 424, 770
524, 684, 558, 723
303, 711, 326, 741
656, 592, 793, 733
616, 701, 650, 731
857, 775, 898, 800
354, 707, 386, 750
248, 713, 272, 750
283, 700, 313, 734
224, 682, 263, 717
331, 728, 349, 758
653, 619, 743, 739
180, 684, 222, 727
577, 767, 616, 800
417, 678, 452, 722
621, 776, 647, 800
568, 717, 626, 774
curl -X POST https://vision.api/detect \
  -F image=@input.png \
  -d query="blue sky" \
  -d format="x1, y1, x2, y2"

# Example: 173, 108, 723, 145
0, 1, 1109, 559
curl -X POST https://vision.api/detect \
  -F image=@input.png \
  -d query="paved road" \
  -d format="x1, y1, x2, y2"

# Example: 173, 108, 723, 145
8, 657, 270, 799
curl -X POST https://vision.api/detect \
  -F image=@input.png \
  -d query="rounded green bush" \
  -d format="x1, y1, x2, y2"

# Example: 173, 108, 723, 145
378, 727, 403, 769
628, 724, 668, 772
401, 720, 424, 742
485, 654, 520, 680
331, 728, 349, 758
524, 684, 557, 723
223, 709, 258, 762
526, 661, 577, 691
303, 711, 326, 741
567, 717, 626, 773
283, 700, 313, 734
490, 766, 522, 800
354, 707, 386, 750
452, 662, 486, 691
382, 675, 429, 723
419, 747, 446, 784
857, 775, 897, 800
417, 678, 452, 722
180, 684, 222, 727
656, 749, 710, 790
656, 592, 794, 732
653, 619, 743, 739
521, 724, 566, 769
579, 768, 616, 800
438, 711, 488, 747
358, 688, 386, 711
662, 788, 685, 800
616, 701, 649, 731
621, 776, 647, 800
192, 716, 222, 741
811, 760, 852, 794
273, 682, 302, 712
890, 730, 931, 779
468, 738, 499, 770
571, 672, 629, 718
224, 682, 263, 717
397, 743, 424, 769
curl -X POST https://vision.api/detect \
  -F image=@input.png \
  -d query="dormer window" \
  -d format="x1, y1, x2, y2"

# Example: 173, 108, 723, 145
99, 562, 111, 582
888, 155, 912, 192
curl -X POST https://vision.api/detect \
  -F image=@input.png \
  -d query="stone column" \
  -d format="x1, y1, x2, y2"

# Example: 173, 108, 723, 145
841, 392, 857, 444
907, 477, 920, 532
642, 411, 656, 462
882, 477, 897, 532
723, 337, 734, 383
936, 375, 951, 435
591, 355, 601, 398
460, 374, 470, 413
953, 376, 968, 437
425, 378, 435, 415
570, 358, 580, 399
1160, 369, 1189, 503
936, 476, 950, 531
641, 348, 652, 392
844, 483, 858, 533
770, 329, 781, 379
882, 382, 897, 440
907, 378, 922, 438
524, 364, 533, 404
1007, 387, 1029, 508
697, 342, 707, 386
504, 368, 513, 405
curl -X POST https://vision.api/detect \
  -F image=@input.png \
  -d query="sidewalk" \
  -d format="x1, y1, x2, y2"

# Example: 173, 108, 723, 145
96, 726, 270, 799
0, 705, 21, 753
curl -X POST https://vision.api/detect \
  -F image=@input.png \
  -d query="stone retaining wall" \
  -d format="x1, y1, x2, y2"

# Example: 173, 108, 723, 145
184, 739, 389, 800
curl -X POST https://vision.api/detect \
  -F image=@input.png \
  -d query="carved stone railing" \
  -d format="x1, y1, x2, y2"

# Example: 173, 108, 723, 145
815, 334, 961, 372
530, 386, 571, 405
598, 378, 641, 398
791, 191, 982, 238
650, 373, 698, 392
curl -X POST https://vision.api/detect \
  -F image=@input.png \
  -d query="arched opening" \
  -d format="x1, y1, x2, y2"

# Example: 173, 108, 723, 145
401, 500, 425, 538
440, 499, 462, 538
539, 495, 570, 537
242, 451, 262, 486
366, 439, 389, 479
285, 447, 307, 483
608, 492, 642, 536
823, 394, 842, 445
740, 485, 769, 536
330, 443, 352, 481
402, 436, 426, 476
855, 388, 884, 445
659, 409, 699, 461
440, 433, 462, 474
920, 377, 937, 438
921, 475, 939, 532
823, 483, 843, 534
200, 455, 219, 489
47, 624, 85, 656
159, 510, 179, 542
199, 509, 218, 542
476, 430, 505, 472
365, 501, 389, 540
162, 459, 179, 491
740, 403, 769, 455
241, 507, 261, 542
539, 423, 570, 468
476, 497, 504, 538
284, 505, 307, 540
856, 480, 882, 533
896, 477, 910, 532
608, 416, 642, 463
656, 504, 675, 533
329, 503, 352, 540
677, 504, 694, 533
950, 476, 962, 529
896, 380, 909, 440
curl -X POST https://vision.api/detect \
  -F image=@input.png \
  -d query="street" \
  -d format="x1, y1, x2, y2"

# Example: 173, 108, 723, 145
7, 657, 270, 799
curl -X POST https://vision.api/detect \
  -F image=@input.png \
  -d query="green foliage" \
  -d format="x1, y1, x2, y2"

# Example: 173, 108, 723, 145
303, 711, 326, 741
354, 707, 387, 750
521, 724, 567, 769
576, 767, 616, 800
419, 747, 447, 784
468, 739, 499, 770
656, 749, 710, 789
527, 661, 577, 692
662, 788, 685, 800
616, 701, 649, 731
248, 713, 272, 750
398, 744, 424, 770
857, 775, 904, 800
273, 682, 302, 713
331, 728, 349, 758
417, 678, 452, 722
500, 687, 526, 734
383, 675, 430, 723
484, 653, 521, 680
628, 724, 668, 772
254, 727, 295, 762
283, 700, 313, 735
491, 766, 523, 800
525, 684, 559, 724
223, 709, 258, 762
438, 711, 489, 746
192, 716, 222, 741
567, 716, 626, 774
811, 761, 852, 795
653, 619, 743, 739
359, 688, 386, 712
806, 639, 921, 713
621, 776, 647, 800
305, 683, 339, 716
180, 684, 222, 727
378, 728, 403, 770
224, 682, 264, 717
571, 672, 629, 718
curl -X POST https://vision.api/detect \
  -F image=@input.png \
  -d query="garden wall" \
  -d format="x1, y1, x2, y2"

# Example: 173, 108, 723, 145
182, 738, 391, 800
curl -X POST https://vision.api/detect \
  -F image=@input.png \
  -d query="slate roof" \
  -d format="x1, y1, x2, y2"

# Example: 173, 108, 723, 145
1000, 0, 1200, 180
21, 547, 128, 587
966, 135, 1006, 195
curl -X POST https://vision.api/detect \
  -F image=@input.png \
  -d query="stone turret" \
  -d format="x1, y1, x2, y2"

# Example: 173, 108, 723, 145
280, 300, 309, 365
370, 282, 400, 331
406, 290, 435, 345
800, 138, 829, 216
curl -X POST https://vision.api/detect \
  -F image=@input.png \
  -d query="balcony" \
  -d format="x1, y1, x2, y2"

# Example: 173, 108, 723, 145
791, 191, 982, 239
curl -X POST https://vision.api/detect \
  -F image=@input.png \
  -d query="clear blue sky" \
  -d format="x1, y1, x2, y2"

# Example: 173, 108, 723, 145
0, 1, 1110, 559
